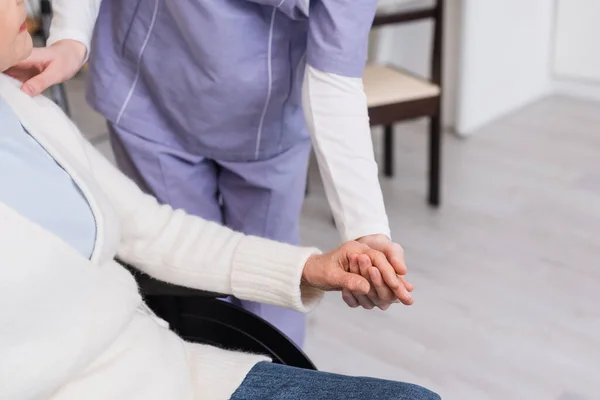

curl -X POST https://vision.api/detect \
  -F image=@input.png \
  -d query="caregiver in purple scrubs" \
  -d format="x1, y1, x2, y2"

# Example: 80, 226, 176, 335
9, 0, 409, 347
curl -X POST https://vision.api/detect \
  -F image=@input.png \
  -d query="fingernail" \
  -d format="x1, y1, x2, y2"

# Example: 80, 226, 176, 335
22, 84, 34, 95
361, 281, 370, 294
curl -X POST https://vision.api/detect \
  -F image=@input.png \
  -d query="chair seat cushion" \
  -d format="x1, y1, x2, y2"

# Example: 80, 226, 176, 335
376, 0, 436, 15
363, 64, 440, 108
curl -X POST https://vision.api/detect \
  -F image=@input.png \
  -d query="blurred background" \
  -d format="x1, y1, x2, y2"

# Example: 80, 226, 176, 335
27, 0, 600, 399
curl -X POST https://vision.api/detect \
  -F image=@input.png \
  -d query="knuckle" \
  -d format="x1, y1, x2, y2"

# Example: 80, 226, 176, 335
395, 243, 405, 255
354, 242, 369, 253
35, 76, 48, 89
342, 241, 359, 252
376, 252, 387, 264
341, 274, 354, 289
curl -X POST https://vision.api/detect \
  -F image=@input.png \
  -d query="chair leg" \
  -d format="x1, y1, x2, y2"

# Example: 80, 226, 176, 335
428, 116, 442, 207
384, 125, 394, 177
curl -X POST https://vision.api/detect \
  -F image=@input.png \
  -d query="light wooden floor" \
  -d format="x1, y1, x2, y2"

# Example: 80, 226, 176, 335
67, 76, 599, 400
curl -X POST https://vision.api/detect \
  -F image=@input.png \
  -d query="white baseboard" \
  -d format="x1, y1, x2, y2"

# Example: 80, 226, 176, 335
553, 79, 600, 102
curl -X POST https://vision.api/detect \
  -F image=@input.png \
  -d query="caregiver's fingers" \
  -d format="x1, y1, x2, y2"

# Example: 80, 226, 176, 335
360, 250, 401, 292
358, 259, 396, 304
354, 253, 412, 294
22, 61, 64, 96
399, 275, 414, 292
19, 41, 87, 96
368, 267, 396, 306
359, 254, 413, 306
355, 235, 407, 276
381, 241, 408, 276
354, 293, 376, 310
342, 289, 360, 308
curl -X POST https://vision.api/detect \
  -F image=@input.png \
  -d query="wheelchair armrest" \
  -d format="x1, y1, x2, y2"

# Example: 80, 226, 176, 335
121, 262, 225, 298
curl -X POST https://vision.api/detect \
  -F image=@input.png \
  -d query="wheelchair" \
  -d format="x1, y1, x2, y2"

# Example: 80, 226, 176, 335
125, 265, 317, 370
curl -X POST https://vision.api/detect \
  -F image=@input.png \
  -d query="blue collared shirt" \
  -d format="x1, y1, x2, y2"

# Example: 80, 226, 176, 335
0, 96, 96, 258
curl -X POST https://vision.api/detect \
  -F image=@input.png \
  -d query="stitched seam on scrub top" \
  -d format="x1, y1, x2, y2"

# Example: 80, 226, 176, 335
116, 0, 161, 125
254, 6, 279, 160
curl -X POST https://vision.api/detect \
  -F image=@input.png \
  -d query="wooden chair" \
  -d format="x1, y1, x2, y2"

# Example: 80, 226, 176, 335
367, 0, 444, 206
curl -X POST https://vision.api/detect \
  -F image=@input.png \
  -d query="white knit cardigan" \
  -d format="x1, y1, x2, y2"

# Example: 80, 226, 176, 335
0, 74, 323, 400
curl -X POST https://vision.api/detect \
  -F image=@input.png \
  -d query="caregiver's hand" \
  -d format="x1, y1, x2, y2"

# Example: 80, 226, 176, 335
302, 241, 413, 309
5, 40, 86, 96
357, 234, 407, 276
342, 252, 414, 311
347, 234, 413, 310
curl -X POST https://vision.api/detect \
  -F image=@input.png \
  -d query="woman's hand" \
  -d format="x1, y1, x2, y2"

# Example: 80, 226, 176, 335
302, 241, 414, 310
5, 39, 86, 96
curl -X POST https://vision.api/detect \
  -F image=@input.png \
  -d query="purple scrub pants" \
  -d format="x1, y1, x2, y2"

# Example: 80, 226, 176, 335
108, 123, 311, 347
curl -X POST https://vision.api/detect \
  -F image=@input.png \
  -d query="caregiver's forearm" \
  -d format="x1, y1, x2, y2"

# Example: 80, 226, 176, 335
47, 0, 102, 56
302, 65, 391, 242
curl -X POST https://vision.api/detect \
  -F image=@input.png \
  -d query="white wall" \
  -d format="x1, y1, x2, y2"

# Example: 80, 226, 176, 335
374, 0, 555, 136
553, 0, 600, 83
455, 0, 555, 135
551, 0, 600, 101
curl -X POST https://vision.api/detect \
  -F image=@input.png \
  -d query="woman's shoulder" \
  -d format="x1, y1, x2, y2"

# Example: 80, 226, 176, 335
0, 73, 64, 114
0, 73, 91, 169
0, 73, 80, 136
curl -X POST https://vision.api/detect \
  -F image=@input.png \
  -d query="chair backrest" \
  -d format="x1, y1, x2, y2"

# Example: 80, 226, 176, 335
146, 296, 317, 370
122, 264, 317, 370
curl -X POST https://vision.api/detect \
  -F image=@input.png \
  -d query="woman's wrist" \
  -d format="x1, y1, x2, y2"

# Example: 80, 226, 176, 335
301, 254, 320, 287
52, 39, 87, 68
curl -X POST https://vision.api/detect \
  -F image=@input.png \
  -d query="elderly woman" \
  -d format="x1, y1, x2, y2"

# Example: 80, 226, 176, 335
0, 1, 439, 399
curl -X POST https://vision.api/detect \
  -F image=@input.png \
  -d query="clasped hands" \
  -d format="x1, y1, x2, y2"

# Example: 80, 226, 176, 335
7, 44, 413, 311
302, 234, 413, 310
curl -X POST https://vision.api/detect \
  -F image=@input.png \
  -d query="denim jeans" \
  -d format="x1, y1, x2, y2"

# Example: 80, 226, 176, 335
230, 362, 440, 400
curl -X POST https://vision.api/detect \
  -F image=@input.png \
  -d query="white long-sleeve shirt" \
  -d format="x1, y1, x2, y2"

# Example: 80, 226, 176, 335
48, 0, 391, 242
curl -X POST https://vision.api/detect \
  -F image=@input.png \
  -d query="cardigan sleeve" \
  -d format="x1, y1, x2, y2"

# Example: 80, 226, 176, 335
78, 137, 323, 312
